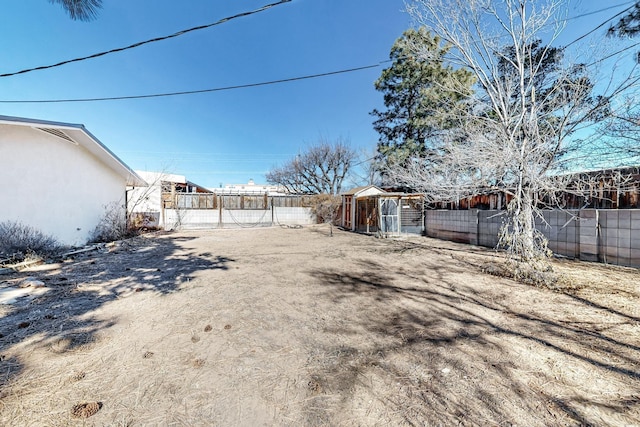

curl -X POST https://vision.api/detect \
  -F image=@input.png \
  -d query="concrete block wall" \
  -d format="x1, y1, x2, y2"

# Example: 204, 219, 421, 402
598, 210, 640, 267
477, 211, 503, 248
162, 207, 315, 230
164, 209, 219, 229
221, 209, 272, 228
538, 210, 579, 259
578, 210, 598, 262
633, 211, 640, 268
424, 208, 640, 268
272, 207, 314, 225
425, 210, 479, 244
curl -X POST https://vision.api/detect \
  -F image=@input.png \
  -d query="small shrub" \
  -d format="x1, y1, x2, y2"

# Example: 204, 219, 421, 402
310, 194, 342, 236
0, 221, 62, 259
90, 202, 131, 243
91, 203, 159, 243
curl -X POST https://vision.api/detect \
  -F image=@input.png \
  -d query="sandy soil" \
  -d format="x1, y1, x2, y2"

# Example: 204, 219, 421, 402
0, 225, 639, 426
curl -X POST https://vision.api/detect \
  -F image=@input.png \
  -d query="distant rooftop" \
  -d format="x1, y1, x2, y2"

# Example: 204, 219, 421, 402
213, 179, 288, 195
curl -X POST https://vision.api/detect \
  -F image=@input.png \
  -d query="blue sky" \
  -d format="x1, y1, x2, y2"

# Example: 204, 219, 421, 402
0, 0, 637, 188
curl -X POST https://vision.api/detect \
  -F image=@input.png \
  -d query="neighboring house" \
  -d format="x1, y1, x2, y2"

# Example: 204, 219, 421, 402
215, 179, 288, 195
0, 115, 145, 246
130, 172, 315, 230
129, 170, 213, 228
428, 167, 640, 211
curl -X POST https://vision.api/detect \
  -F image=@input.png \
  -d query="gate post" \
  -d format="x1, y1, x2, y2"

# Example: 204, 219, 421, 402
218, 194, 223, 228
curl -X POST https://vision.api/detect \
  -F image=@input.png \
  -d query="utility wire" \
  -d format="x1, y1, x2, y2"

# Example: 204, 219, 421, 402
0, 3, 635, 104
0, 63, 383, 103
563, 1, 635, 23
0, 0, 292, 78
586, 40, 640, 66
564, 2, 635, 48
0, 0, 629, 81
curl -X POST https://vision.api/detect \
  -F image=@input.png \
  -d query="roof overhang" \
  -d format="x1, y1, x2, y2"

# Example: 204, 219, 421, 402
341, 185, 386, 198
135, 170, 187, 186
0, 115, 146, 187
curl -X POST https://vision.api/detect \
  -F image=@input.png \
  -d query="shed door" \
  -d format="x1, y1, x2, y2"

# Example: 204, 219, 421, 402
344, 196, 352, 229
380, 198, 399, 235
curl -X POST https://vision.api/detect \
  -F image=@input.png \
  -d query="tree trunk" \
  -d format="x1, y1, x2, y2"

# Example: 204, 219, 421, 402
501, 186, 540, 264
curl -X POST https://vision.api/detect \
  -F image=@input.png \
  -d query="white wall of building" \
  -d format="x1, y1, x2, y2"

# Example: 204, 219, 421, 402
0, 124, 126, 246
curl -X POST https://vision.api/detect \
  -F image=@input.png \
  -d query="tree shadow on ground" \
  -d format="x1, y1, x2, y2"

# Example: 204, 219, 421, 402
306, 258, 640, 426
0, 232, 233, 394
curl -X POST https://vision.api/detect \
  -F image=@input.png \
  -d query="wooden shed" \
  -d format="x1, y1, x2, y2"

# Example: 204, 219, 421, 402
341, 186, 424, 236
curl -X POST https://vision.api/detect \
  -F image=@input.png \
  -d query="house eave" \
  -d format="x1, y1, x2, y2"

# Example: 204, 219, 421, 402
0, 115, 146, 187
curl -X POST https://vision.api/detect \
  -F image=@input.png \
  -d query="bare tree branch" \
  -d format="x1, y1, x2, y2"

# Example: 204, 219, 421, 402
266, 137, 357, 195
393, 0, 632, 267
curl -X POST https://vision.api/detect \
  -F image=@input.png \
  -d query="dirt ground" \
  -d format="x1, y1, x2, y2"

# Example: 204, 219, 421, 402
0, 225, 639, 426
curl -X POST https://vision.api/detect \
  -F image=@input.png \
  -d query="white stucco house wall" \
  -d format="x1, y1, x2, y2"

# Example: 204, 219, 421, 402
0, 115, 146, 246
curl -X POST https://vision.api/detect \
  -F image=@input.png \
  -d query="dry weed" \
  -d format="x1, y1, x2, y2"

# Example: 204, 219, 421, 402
71, 401, 102, 418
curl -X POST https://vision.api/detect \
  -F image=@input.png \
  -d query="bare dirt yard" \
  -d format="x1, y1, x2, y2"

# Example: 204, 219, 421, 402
0, 225, 639, 426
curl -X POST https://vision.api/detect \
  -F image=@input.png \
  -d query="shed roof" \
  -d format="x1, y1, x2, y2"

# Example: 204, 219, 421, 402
341, 185, 385, 196
0, 115, 146, 186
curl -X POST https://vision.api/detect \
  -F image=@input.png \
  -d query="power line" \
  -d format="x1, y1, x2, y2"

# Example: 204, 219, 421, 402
0, 63, 383, 103
564, 1, 635, 23
564, 2, 636, 48
0, 0, 292, 78
439, 2, 636, 52
0, 3, 635, 104
1, 0, 629, 82
585, 40, 640, 66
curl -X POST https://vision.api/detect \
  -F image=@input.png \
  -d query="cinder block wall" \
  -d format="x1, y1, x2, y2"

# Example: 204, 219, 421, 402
163, 209, 219, 230
272, 207, 314, 225
597, 210, 640, 267
424, 210, 478, 244
478, 210, 502, 248
537, 210, 580, 259
578, 210, 598, 262
424, 209, 640, 268
162, 207, 315, 229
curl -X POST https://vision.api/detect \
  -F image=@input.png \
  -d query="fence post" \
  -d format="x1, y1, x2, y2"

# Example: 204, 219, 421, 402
218, 194, 223, 229
578, 209, 598, 262
475, 209, 480, 246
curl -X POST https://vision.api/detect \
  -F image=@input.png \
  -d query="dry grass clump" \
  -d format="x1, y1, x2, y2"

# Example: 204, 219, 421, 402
482, 259, 580, 291
71, 401, 102, 418
192, 358, 206, 368
0, 220, 63, 261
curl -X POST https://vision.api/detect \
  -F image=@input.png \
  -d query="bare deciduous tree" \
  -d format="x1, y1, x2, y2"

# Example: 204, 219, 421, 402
309, 194, 342, 236
391, 0, 625, 270
598, 96, 640, 165
266, 137, 357, 195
